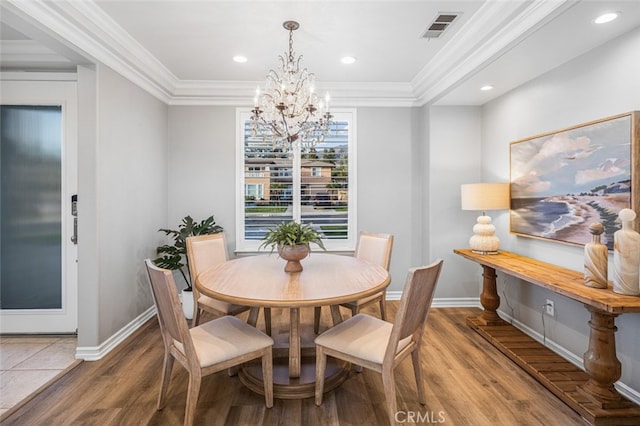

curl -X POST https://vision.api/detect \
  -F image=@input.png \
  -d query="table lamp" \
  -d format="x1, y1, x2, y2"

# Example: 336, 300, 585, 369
461, 183, 510, 254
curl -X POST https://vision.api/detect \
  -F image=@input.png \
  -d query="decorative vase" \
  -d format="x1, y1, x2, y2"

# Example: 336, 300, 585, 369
181, 289, 194, 319
278, 244, 309, 273
612, 208, 640, 296
584, 222, 608, 289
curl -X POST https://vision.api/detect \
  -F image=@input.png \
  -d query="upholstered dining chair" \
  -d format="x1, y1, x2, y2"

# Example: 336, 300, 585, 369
186, 233, 271, 333
313, 231, 394, 334
314, 259, 443, 426
144, 259, 273, 426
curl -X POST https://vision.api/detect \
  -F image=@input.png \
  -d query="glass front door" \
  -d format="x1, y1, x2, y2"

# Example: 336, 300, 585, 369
0, 80, 77, 333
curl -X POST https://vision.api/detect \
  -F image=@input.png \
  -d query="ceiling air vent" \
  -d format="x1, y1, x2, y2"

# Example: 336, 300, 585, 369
421, 13, 460, 39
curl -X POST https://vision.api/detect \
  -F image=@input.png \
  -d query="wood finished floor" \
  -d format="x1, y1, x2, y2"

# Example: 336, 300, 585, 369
1, 306, 587, 425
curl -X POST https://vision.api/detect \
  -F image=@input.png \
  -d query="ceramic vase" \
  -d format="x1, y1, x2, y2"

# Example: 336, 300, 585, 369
612, 209, 640, 296
584, 222, 608, 289
278, 244, 309, 273
181, 289, 194, 319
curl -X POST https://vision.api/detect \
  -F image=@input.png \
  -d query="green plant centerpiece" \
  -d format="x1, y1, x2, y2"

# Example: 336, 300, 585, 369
154, 215, 223, 291
259, 221, 326, 272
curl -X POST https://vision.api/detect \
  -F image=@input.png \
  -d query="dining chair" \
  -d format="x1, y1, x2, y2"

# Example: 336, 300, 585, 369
186, 233, 271, 333
314, 259, 443, 426
313, 231, 394, 334
145, 259, 274, 426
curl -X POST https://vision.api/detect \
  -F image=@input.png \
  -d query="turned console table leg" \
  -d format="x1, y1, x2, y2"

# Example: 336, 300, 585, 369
579, 305, 630, 409
475, 265, 504, 326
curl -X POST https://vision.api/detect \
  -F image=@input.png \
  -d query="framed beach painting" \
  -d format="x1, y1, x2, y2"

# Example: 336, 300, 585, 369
510, 111, 639, 250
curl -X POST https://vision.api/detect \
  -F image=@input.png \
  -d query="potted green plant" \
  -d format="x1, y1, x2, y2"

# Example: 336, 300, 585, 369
154, 215, 223, 318
259, 221, 326, 272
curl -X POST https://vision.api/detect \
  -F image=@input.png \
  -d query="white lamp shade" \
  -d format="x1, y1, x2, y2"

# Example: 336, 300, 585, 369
461, 183, 510, 211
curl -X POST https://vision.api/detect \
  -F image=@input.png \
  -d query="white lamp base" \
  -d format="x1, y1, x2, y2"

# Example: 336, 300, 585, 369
469, 215, 500, 255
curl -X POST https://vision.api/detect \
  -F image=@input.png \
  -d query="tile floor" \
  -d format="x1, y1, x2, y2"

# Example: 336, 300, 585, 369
0, 335, 78, 417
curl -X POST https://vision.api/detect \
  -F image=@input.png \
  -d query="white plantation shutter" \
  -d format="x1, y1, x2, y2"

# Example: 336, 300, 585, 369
236, 109, 357, 251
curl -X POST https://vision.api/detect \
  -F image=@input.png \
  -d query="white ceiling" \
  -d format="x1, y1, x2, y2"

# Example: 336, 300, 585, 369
1, 0, 640, 106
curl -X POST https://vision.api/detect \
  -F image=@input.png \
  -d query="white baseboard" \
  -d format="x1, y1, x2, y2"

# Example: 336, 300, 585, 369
499, 309, 584, 367
385, 294, 640, 404
73, 298, 640, 405
431, 297, 481, 308
499, 309, 640, 405
386, 291, 403, 300
616, 382, 640, 406
386, 291, 481, 308
75, 306, 156, 361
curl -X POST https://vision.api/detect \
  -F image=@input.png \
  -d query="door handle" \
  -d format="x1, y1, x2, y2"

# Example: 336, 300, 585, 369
71, 218, 78, 244
71, 194, 78, 244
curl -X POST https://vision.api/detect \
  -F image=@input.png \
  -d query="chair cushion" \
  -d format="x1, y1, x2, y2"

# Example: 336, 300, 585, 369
174, 316, 273, 368
198, 294, 248, 316
314, 314, 411, 364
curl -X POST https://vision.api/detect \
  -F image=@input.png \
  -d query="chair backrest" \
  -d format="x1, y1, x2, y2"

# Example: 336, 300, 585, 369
354, 231, 394, 270
186, 233, 228, 295
385, 259, 443, 361
145, 259, 194, 357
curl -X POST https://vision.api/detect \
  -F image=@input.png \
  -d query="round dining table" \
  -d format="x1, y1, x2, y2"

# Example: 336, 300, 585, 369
196, 252, 390, 399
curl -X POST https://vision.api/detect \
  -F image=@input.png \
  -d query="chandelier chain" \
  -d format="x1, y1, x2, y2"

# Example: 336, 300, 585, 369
288, 27, 295, 64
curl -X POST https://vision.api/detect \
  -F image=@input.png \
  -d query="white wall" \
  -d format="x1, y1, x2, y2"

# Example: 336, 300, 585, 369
77, 64, 168, 346
481, 26, 640, 393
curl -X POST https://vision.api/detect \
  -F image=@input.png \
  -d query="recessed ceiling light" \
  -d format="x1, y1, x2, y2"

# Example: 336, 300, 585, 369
594, 12, 618, 24
341, 56, 356, 65
480, 85, 494, 91
233, 55, 248, 63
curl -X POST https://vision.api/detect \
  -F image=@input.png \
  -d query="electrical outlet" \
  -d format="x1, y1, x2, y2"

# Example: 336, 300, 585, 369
545, 299, 555, 317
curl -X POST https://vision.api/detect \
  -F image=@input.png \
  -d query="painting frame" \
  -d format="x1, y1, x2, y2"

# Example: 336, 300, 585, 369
509, 111, 639, 250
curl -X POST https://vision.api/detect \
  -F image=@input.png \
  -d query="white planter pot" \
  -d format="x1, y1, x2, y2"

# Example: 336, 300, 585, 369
181, 289, 194, 320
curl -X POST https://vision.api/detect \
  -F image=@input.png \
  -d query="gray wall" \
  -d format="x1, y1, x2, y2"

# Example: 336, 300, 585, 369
481, 26, 640, 392
167, 106, 427, 293
77, 64, 168, 346
75, 21, 640, 398
166, 105, 239, 282
167, 107, 237, 249
356, 107, 421, 290
428, 106, 485, 300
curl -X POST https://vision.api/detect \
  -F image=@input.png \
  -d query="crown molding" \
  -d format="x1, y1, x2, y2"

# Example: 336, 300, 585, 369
412, 0, 572, 105
319, 82, 419, 107
3, 0, 176, 103
0, 40, 71, 65
7, 1, 418, 106
170, 80, 260, 106
0, 71, 77, 81
170, 80, 418, 107
3, 0, 567, 108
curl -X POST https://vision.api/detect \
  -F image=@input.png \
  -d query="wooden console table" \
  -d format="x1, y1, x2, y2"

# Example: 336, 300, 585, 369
454, 248, 640, 425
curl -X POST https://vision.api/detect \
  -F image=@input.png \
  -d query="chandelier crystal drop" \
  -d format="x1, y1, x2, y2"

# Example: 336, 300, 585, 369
251, 20, 333, 153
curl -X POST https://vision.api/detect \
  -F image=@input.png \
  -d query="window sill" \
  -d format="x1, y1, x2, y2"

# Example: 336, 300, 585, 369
234, 248, 355, 257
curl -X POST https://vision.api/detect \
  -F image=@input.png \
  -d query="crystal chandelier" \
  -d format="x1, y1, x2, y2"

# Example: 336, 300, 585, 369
251, 20, 333, 152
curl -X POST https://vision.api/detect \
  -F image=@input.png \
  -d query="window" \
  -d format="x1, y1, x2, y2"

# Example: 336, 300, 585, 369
245, 183, 264, 200
236, 109, 357, 251
278, 168, 292, 177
